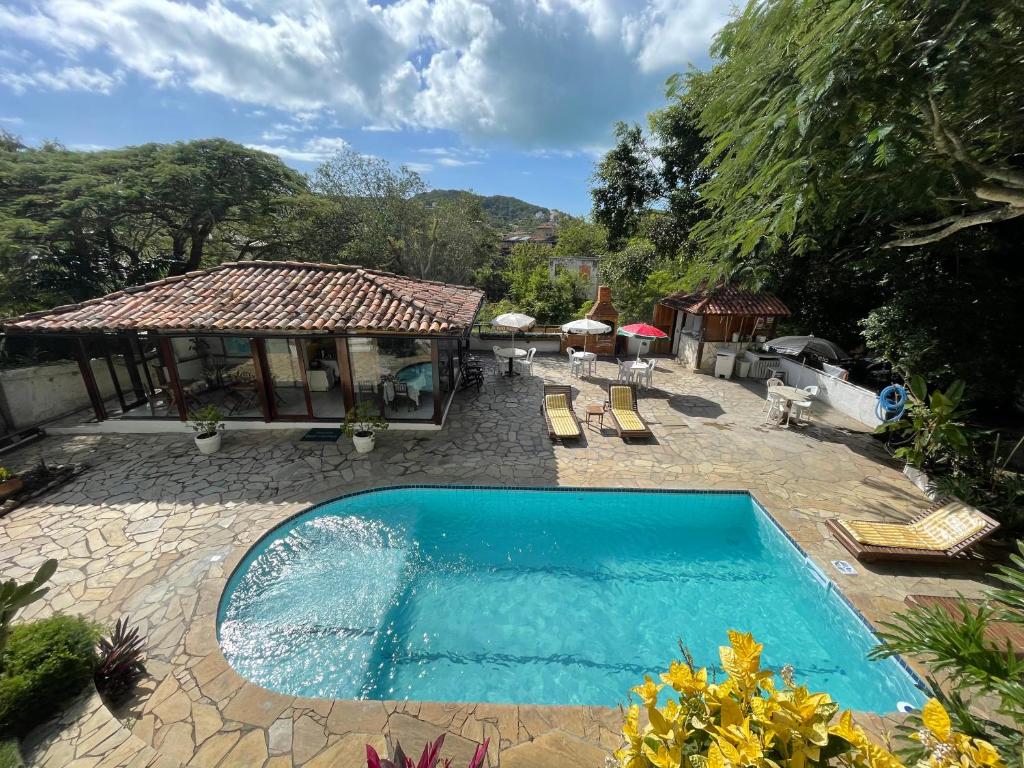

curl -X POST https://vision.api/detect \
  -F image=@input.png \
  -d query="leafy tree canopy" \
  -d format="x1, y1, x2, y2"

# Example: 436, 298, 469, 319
689, 0, 1024, 275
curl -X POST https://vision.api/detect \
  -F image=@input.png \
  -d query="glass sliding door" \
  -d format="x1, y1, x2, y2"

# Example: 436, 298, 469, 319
304, 338, 347, 419
264, 338, 311, 417
347, 337, 436, 421
167, 335, 264, 419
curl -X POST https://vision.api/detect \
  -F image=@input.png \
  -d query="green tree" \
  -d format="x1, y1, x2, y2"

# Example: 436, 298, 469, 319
552, 218, 607, 258
591, 122, 661, 246
313, 149, 427, 274
599, 239, 684, 323
0, 139, 307, 317
503, 243, 587, 324
689, 0, 1024, 270
313, 151, 494, 284
145, 139, 306, 273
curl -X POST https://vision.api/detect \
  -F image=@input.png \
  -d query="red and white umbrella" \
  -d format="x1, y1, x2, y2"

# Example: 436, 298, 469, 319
617, 322, 668, 360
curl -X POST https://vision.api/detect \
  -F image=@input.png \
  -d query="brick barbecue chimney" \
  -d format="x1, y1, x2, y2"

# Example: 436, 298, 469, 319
562, 284, 618, 355
586, 285, 618, 326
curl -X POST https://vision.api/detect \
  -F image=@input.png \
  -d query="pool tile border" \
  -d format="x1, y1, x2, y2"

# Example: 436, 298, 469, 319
218, 484, 928, 704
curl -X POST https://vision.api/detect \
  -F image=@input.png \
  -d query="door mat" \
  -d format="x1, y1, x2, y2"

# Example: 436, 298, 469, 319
300, 428, 342, 442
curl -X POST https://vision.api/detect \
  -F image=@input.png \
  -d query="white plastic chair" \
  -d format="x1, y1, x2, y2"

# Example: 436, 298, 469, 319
763, 377, 786, 422
791, 385, 819, 425
492, 346, 503, 378
616, 358, 631, 383
516, 347, 536, 376
638, 360, 654, 389
567, 347, 582, 378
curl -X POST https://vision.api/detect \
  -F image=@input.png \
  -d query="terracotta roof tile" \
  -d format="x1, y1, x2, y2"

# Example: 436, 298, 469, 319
660, 286, 790, 317
1, 261, 485, 336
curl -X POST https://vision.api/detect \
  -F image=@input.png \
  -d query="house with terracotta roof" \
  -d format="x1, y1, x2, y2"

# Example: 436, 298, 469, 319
655, 286, 791, 372
0, 261, 485, 428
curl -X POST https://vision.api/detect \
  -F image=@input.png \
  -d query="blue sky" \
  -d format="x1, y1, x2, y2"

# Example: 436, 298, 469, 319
0, 0, 730, 216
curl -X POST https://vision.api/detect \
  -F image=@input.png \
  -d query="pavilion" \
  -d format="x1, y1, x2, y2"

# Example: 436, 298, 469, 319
0, 261, 485, 427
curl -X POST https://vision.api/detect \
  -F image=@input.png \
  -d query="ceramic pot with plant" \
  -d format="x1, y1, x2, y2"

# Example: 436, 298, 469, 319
342, 402, 389, 454
189, 405, 225, 455
0, 467, 22, 500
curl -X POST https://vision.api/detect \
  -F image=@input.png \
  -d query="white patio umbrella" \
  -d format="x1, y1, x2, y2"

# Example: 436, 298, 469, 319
561, 318, 611, 352
491, 312, 536, 350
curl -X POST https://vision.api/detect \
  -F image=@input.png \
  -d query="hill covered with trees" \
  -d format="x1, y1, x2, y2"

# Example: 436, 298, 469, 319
416, 189, 563, 231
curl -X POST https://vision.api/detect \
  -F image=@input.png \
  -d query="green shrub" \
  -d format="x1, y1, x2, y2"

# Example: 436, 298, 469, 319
0, 616, 98, 738
0, 740, 22, 768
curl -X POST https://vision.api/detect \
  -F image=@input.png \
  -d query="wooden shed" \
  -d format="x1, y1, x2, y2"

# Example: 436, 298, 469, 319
657, 286, 791, 371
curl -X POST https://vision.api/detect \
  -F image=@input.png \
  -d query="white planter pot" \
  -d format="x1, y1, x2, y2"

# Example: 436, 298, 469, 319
903, 465, 939, 499
352, 431, 376, 454
194, 432, 222, 455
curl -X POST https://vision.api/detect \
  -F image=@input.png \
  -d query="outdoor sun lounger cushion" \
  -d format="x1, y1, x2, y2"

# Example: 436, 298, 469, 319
608, 384, 652, 439
826, 499, 999, 562
542, 385, 582, 440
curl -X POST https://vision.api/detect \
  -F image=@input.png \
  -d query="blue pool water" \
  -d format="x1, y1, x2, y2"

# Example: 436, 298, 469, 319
396, 362, 432, 390
217, 487, 924, 712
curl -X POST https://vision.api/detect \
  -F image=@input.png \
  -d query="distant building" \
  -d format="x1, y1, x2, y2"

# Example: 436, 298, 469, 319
499, 221, 558, 252
549, 255, 600, 299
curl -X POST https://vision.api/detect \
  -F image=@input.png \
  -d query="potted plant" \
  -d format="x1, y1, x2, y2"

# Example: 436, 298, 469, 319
189, 405, 225, 455
875, 375, 974, 498
342, 401, 389, 454
0, 467, 22, 500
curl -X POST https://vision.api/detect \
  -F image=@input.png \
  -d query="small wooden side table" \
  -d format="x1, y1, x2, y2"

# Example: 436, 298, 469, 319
584, 403, 605, 431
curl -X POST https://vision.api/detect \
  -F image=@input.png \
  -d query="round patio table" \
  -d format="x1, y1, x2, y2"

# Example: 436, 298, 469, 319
572, 350, 597, 377
496, 347, 527, 377
766, 385, 810, 425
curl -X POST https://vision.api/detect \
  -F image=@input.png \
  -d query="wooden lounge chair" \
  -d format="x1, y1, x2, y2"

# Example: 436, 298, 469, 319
606, 383, 653, 441
542, 384, 583, 441
826, 498, 999, 562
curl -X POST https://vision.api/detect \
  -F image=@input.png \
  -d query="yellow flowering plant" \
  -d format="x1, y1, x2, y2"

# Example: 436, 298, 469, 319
614, 631, 1004, 768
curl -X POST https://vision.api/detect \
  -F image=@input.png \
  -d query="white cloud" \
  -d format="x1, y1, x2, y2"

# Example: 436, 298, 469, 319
436, 156, 481, 167
0, 116, 24, 124
1, 65, 121, 95
403, 161, 434, 173
246, 135, 350, 162
0, 0, 731, 147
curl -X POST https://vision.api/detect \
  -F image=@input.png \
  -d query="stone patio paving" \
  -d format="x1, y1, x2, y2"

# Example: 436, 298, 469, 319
0, 355, 997, 767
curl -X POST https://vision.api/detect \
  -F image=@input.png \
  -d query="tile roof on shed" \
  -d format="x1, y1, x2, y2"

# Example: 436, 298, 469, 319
1, 261, 485, 336
659, 286, 791, 317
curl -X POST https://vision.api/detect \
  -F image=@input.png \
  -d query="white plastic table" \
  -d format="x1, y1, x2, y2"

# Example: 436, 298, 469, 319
766, 385, 810, 424
618, 360, 651, 388
496, 347, 527, 377
572, 350, 597, 376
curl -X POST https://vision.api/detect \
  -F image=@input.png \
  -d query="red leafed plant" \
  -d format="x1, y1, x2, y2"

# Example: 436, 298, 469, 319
94, 616, 147, 701
367, 734, 488, 768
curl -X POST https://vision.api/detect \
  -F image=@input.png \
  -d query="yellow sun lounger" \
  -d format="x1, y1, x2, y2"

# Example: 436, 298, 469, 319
606, 384, 653, 440
542, 385, 582, 441
826, 499, 999, 562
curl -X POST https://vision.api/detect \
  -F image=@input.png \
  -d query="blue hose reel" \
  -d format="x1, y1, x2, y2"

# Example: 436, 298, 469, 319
876, 384, 907, 422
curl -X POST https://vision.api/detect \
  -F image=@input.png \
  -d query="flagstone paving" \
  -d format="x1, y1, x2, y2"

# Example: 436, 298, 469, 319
2, 356, 997, 767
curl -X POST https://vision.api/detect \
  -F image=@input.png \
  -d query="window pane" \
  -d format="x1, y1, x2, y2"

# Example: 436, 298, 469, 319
264, 338, 309, 417
305, 338, 347, 419
169, 335, 263, 419
348, 337, 435, 421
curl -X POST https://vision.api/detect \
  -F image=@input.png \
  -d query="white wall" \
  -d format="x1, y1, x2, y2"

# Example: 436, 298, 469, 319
469, 335, 561, 353
776, 357, 881, 428
0, 357, 131, 429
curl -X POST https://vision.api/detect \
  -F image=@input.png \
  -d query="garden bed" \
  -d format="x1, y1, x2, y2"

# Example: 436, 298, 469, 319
0, 463, 86, 518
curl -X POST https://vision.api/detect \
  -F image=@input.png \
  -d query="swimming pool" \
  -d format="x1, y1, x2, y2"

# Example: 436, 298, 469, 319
217, 487, 924, 712
396, 362, 432, 390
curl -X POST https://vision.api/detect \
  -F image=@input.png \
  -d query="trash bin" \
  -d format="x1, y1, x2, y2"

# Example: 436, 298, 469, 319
736, 359, 751, 378
714, 350, 737, 379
